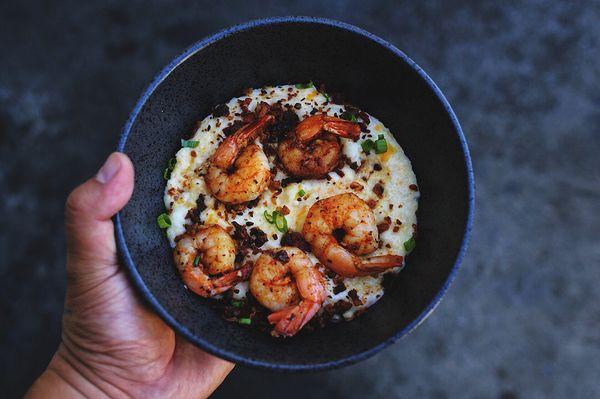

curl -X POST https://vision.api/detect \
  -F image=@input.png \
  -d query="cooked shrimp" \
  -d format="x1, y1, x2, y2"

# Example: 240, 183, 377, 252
174, 224, 250, 297
249, 247, 326, 337
206, 115, 274, 204
302, 193, 404, 277
278, 113, 360, 178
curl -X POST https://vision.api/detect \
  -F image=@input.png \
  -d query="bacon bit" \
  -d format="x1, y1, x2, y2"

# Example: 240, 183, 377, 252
281, 177, 302, 188
280, 205, 291, 215
349, 162, 360, 171
222, 121, 245, 136
350, 181, 364, 191
409, 184, 419, 191
373, 182, 385, 198
255, 101, 270, 117
212, 104, 230, 117
347, 289, 363, 306
392, 226, 400, 233
280, 231, 311, 252
395, 219, 402, 225
250, 227, 268, 248
377, 216, 392, 233
412, 223, 418, 238
190, 150, 196, 157
216, 120, 221, 128
334, 168, 345, 177
366, 199, 378, 209
389, 204, 394, 210
272, 250, 290, 264
373, 163, 382, 171
268, 179, 281, 191
333, 280, 346, 294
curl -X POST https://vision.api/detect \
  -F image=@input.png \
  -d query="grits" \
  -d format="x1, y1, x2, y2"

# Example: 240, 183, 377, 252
164, 84, 419, 321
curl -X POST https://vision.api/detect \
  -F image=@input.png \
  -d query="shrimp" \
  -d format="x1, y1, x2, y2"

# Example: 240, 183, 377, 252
302, 193, 404, 277
174, 224, 250, 297
249, 247, 326, 337
205, 114, 274, 204
278, 113, 360, 178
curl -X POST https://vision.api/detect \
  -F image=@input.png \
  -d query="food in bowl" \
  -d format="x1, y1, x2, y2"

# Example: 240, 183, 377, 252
159, 83, 419, 337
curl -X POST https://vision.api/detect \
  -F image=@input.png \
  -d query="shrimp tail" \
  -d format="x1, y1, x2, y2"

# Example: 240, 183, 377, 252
322, 118, 361, 140
358, 255, 404, 274
268, 300, 321, 337
212, 114, 274, 169
210, 263, 253, 294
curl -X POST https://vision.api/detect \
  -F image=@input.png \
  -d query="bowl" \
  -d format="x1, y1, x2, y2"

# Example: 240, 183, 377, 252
115, 16, 474, 371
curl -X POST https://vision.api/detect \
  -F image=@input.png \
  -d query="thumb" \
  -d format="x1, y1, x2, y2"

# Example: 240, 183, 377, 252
65, 152, 134, 291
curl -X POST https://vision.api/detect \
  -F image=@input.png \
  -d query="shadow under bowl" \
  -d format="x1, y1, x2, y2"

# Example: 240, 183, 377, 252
116, 16, 474, 371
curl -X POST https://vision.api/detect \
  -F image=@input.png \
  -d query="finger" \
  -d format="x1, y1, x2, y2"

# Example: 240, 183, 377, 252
65, 152, 134, 290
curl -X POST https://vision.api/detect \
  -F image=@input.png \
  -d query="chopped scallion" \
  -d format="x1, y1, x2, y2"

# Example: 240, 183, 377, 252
297, 189, 306, 198
193, 256, 201, 267
231, 300, 242, 308
403, 236, 416, 252
181, 139, 199, 148
157, 213, 171, 229
168, 158, 177, 169
264, 210, 275, 223
340, 111, 358, 122
274, 212, 288, 233
238, 317, 251, 325
361, 139, 374, 153
374, 138, 388, 154
163, 168, 171, 180
322, 91, 330, 102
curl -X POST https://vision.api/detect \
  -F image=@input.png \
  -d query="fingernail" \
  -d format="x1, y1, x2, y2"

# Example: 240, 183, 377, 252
96, 153, 122, 184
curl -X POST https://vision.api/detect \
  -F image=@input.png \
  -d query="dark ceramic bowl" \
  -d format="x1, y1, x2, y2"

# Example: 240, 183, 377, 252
116, 17, 474, 371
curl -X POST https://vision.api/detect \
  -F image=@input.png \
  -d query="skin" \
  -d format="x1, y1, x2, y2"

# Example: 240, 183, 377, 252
26, 152, 233, 399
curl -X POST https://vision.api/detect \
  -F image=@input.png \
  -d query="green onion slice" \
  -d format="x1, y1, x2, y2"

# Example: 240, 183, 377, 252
322, 91, 330, 102
181, 139, 199, 148
374, 138, 388, 154
168, 158, 177, 169
231, 300, 242, 308
157, 213, 171, 229
264, 210, 275, 223
163, 168, 171, 180
238, 317, 252, 325
295, 81, 314, 89
297, 189, 306, 198
274, 212, 288, 233
340, 111, 358, 122
361, 139, 374, 153
193, 256, 201, 267
403, 236, 416, 252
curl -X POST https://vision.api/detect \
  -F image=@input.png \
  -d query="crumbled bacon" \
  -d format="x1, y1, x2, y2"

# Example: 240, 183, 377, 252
280, 231, 311, 253
347, 289, 363, 306
350, 182, 364, 191
212, 104, 230, 117
373, 182, 385, 198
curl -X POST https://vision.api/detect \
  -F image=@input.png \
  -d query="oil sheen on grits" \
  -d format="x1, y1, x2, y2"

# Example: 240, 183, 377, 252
165, 84, 419, 320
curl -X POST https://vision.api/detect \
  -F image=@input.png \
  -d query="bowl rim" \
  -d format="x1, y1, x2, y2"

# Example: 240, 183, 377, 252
115, 16, 475, 371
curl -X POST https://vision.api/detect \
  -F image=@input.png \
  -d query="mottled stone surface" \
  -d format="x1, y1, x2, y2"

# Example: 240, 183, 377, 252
1, 1, 598, 398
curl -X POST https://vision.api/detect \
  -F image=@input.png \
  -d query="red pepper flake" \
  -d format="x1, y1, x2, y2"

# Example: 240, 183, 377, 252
190, 150, 196, 157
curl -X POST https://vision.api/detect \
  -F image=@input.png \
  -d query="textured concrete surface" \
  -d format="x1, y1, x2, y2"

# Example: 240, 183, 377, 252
1, 1, 599, 398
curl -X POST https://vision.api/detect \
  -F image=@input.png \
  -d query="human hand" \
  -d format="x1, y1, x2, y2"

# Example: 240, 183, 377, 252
26, 152, 233, 398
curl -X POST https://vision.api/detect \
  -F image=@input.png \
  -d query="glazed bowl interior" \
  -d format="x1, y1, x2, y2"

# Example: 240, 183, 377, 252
116, 17, 473, 370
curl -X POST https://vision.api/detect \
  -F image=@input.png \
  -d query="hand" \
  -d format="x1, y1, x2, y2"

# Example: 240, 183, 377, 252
26, 153, 233, 398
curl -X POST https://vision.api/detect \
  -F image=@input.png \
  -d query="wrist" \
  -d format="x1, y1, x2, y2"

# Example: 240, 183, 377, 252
26, 344, 123, 399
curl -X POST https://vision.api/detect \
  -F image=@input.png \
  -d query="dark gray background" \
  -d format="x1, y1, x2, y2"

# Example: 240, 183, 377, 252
1, 1, 598, 398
